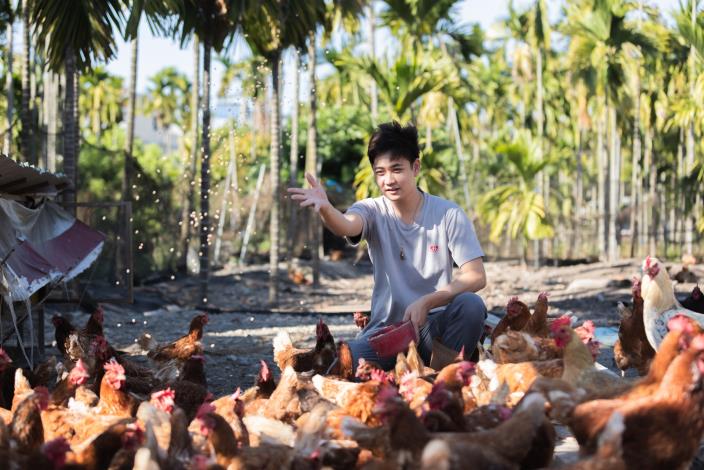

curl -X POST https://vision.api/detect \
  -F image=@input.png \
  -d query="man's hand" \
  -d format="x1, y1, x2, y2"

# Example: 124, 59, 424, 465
287, 172, 331, 213
403, 297, 431, 335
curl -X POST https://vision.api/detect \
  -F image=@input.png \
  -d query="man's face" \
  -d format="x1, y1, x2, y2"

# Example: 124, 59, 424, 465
373, 153, 420, 202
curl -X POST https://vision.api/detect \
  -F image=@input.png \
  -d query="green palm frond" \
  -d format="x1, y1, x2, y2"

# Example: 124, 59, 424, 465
32, 0, 125, 71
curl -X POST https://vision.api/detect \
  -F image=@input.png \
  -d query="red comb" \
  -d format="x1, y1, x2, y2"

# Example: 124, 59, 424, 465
550, 315, 571, 332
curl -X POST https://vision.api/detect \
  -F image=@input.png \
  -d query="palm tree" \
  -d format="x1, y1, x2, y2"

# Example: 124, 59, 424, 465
166, 0, 248, 303
1, 0, 15, 157
476, 131, 554, 265
122, 1, 171, 206
141, 67, 191, 132
31, 0, 125, 208
564, 0, 658, 261
79, 67, 125, 135
243, 0, 326, 304
20, 0, 31, 163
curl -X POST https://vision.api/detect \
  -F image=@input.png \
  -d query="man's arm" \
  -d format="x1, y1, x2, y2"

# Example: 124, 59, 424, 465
287, 172, 363, 238
403, 257, 486, 330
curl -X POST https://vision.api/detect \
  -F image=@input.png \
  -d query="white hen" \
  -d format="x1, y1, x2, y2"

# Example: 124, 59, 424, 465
641, 255, 704, 349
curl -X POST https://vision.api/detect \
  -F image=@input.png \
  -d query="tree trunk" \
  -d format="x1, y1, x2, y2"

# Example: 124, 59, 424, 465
608, 106, 619, 262
306, 34, 321, 287
535, 47, 545, 266
229, 127, 240, 233
20, 0, 32, 163
448, 99, 471, 214
4, 20, 13, 157
676, 128, 684, 250
268, 51, 282, 305
596, 108, 606, 258
574, 128, 584, 255
640, 126, 650, 252
630, 76, 641, 258
287, 49, 300, 271
179, 37, 200, 272
214, 130, 236, 264
684, 0, 697, 255
44, 70, 57, 171
123, 36, 138, 204
63, 48, 77, 212
368, 3, 377, 123
199, 37, 211, 304
239, 163, 266, 264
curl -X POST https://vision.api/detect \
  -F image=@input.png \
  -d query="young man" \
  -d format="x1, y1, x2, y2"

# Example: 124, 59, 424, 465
288, 121, 487, 370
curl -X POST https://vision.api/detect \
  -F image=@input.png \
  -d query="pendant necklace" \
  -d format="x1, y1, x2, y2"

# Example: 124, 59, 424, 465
396, 190, 423, 261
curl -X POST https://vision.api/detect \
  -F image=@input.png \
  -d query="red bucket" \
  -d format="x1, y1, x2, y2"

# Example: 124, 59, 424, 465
368, 321, 418, 358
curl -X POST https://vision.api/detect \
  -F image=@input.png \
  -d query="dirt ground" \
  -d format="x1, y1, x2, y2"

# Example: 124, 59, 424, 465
43, 257, 702, 397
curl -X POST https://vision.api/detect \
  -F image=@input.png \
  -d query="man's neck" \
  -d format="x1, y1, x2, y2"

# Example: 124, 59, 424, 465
390, 188, 423, 223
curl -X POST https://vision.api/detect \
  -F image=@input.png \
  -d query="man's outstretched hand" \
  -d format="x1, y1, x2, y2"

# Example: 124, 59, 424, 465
287, 172, 331, 213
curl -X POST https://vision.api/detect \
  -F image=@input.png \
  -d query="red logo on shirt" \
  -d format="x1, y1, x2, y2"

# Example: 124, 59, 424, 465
429, 244, 439, 253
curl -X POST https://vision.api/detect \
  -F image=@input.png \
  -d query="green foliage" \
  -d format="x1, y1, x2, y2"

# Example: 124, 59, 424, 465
78, 127, 182, 281
80, 67, 125, 135
476, 131, 554, 243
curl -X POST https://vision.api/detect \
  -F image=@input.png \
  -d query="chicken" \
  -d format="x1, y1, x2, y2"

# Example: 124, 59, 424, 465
146, 313, 209, 364
524, 291, 550, 337
421, 381, 466, 432
238, 360, 276, 416
421, 393, 554, 470
73, 420, 143, 470
577, 333, 704, 469
273, 319, 336, 374
325, 341, 355, 380
51, 358, 90, 406
353, 311, 370, 329
681, 285, 704, 313
641, 255, 704, 349
398, 371, 434, 413
97, 359, 140, 417
265, 367, 322, 423
167, 357, 210, 421
10, 387, 48, 452
613, 278, 656, 376
568, 315, 701, 453
165, 408, 193, 468
491, 296, 531, 343
551, 318, 629, 397
52, 315, 77, 359
83, 306, 105, 337
564, 412, 626, 470
0, 348, 14, 410
195, 402, 296, 469
492, 330, 540, 363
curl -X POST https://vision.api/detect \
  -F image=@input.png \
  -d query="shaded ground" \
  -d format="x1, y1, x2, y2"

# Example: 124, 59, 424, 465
43, 257, 702, 396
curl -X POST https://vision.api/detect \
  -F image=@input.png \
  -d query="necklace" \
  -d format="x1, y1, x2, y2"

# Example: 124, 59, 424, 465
394, 190, 423, 261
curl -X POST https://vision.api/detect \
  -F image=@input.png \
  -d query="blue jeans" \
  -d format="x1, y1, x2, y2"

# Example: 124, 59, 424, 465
347, 292, 487, 372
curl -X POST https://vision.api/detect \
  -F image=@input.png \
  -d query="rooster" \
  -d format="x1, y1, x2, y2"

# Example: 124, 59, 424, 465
144, 313, 209, 364
273, 319, 336, 373
641, 256, 704, 349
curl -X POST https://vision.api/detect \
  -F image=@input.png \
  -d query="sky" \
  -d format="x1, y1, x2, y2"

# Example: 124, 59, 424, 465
100, 0, 683, 118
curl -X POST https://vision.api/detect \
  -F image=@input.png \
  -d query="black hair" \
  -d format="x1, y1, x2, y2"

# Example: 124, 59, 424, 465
367, 121, 420, 166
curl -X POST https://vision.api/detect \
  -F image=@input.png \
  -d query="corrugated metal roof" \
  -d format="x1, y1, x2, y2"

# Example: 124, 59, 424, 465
0, 154, 72, 197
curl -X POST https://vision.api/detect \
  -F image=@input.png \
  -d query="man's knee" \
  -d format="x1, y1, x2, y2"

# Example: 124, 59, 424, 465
452, 292, 487, 325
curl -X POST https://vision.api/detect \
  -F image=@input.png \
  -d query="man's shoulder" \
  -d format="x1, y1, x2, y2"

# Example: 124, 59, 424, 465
426, 193, 462, 214
348, 195, 386, 212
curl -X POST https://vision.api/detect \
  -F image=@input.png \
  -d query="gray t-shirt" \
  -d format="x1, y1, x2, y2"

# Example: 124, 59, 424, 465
346, 191, 484, 337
